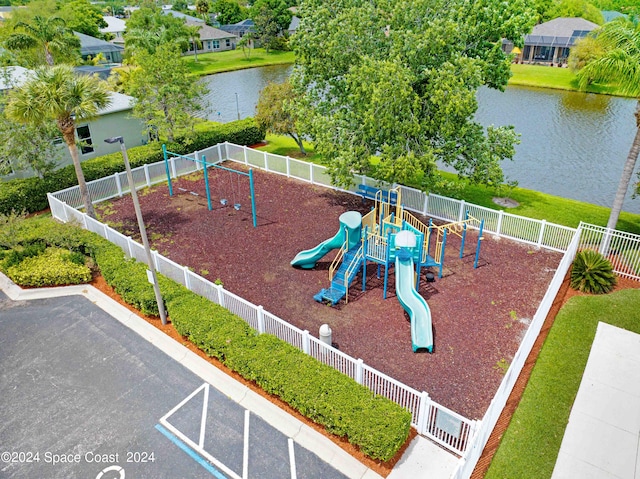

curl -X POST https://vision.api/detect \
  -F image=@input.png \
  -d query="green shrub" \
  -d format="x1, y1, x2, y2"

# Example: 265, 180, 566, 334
5, 247, 91, 286
0, 118, 265, 216
3, 216, 411, 461
570, 249, 617, 294
1, 242, 47, 268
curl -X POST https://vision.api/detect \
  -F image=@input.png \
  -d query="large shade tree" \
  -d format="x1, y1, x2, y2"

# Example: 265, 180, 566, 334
255, 80, 306, 154
577, 19, 640, 230
4, 15, 79, 66
5, 65, 111, 219
291, 0, 535, 189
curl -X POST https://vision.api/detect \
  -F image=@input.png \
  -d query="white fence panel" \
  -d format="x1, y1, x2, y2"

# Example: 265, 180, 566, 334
64, 204, 86, 224
47, 194, 67, 222
54, 186, 83, 209
541, 223, 576, 252
156, 254, 187, 286
307, 336, 359, 380
311, 164, 333, 187
464, 204, 501, 233
220, 290, 260, 331
245, 148, 266, 169
262, 311, 305, 351
361, 364, 422, 423
225, 143, 246, 163
498, 213, 542, 245
423, 403, 475, 456
85, 215, 107, 237
200, 145, 223, 164
105, 227, 131, 254
148, 161, 171, 184
399, 185, 427, 214
88, 175, 119, 203
426, 194, 460, 222
288, 158, 312, 182
128, 239, 148, 263
265, 153, 288, 175
185, 271, 221, 305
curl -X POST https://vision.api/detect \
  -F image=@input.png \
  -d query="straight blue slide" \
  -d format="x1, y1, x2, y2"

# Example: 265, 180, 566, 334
394, 231, 434, 353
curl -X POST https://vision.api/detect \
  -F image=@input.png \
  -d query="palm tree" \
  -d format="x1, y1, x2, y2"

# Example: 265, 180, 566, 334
577, 20, 640, 230
5, 65, 111, 219
4, 15, 79, 66
185, 24, 202, 63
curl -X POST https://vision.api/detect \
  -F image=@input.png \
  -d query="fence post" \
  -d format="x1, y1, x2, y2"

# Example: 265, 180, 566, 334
126, 236, 134, 258
243, 145, 248, 165
195, 151, 201, 171
496, 210, 504, 237
309, 163, 314, 184
257, 305, 265, 333
423, 193, 429, 216
264, 151, 268, 171
356, 358, 364, 384
215, 283, 225, 307
417, 391, 431, 435
115, 172, 123, 197
103, 223, 109, 239
184, 266, 191, 289
286, 156, 291, 177
152, 249, 160, 270
58, 200, 69, 223
144, 164, 151, 187
218, 142, 224, 162
458, 200, 466, 222
302, 330, 310, 354
537, 220, 547, 248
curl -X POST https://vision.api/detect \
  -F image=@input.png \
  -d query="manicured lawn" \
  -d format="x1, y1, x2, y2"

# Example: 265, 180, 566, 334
184, 49, 295, 76
255, 136, 640, 235
508, 64, 627, 97
485, 288, 640, 479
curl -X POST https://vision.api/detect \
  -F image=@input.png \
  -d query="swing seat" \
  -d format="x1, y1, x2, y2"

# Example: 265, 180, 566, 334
234, 203, 241, 211
220, 198, 228, 206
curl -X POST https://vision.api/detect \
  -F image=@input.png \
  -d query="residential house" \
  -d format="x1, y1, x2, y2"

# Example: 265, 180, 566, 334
0, 67, 147, 180
219, 19, 255, 39
100, 15, 126, 46
504, 17, 599, 66
76, 31, 124, 64
185, 20, 237, 53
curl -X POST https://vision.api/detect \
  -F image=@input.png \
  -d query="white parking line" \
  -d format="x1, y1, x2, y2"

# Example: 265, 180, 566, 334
243, 409, 250, 479
288, 438, 297, 479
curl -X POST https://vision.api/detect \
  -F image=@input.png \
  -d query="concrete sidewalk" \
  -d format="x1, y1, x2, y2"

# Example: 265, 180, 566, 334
0, 273, 459, 479
552, 322, 640, 479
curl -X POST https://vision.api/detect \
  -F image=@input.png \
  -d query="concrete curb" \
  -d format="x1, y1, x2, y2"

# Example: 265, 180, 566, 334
0, 273, 381, 479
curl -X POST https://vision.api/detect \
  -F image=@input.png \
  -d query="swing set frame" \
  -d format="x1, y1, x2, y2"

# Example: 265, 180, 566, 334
162, 145, 258, 228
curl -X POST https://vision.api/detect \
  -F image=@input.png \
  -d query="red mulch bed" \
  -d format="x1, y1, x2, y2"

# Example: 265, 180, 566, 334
97, 163, 562, 421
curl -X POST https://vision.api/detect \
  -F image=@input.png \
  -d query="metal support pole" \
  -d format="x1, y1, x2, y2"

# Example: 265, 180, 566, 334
108, 137, 167, 325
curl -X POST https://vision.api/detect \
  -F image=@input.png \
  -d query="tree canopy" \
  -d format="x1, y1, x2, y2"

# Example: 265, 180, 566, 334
255, 80, 306, 154
212, 0, 249, 25
5, 65, 111, 218
291, 0, 534, 189
576, 19, 640, 229
125, 43, 207, 142
251, 0, 291, 51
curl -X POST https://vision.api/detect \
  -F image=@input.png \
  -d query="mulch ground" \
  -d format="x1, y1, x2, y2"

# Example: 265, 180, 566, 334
97, 162, 562, 421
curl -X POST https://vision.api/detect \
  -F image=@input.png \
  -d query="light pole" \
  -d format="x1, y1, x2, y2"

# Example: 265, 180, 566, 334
235, 92, 240, 121
105, 136, 167, 325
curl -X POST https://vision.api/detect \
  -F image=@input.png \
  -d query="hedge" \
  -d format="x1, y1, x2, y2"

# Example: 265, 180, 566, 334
2, 216, 412, 461
0, 118, 265, 216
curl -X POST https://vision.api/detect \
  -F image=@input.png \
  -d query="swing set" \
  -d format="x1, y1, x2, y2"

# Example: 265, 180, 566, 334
162, 145, 257, 228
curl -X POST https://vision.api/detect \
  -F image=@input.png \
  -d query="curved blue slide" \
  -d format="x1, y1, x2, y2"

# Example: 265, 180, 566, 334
395, 249, 434, 353
291, 211, 362, 269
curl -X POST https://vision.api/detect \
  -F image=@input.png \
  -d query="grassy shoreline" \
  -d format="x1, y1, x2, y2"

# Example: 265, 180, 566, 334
256, 134, 640, 235
184, 49, 294, 76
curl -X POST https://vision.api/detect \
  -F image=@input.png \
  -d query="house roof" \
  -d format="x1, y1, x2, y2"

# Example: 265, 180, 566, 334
186, 20, 237, 40
164, 10, 204, 23
219, 19, 255, 35
0, 65, 133, 115
100, 16, 126, 34
525, 17, 599, 48
101, 91, 135, 115
530, 17, 599, 37
75, 32, 125, 55
0, 66, 31, 90
288, 16, 300, 32
601, 10, 627, 22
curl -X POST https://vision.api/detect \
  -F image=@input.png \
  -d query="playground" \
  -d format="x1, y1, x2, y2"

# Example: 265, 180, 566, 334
96, 160, 562, 420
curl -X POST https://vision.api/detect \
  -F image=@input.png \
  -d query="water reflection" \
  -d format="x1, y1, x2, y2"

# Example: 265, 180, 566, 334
199, 65, 639, 214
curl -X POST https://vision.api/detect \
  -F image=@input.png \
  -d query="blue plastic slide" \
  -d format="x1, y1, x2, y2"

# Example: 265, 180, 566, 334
291, 211, 362, 269
394, 232, 434, 352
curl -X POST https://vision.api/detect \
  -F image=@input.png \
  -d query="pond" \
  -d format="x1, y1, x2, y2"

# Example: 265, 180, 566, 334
198, 66, 640, 214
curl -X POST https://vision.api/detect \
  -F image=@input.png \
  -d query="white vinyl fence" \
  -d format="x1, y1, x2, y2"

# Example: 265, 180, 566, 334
48, 142, 640, 466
